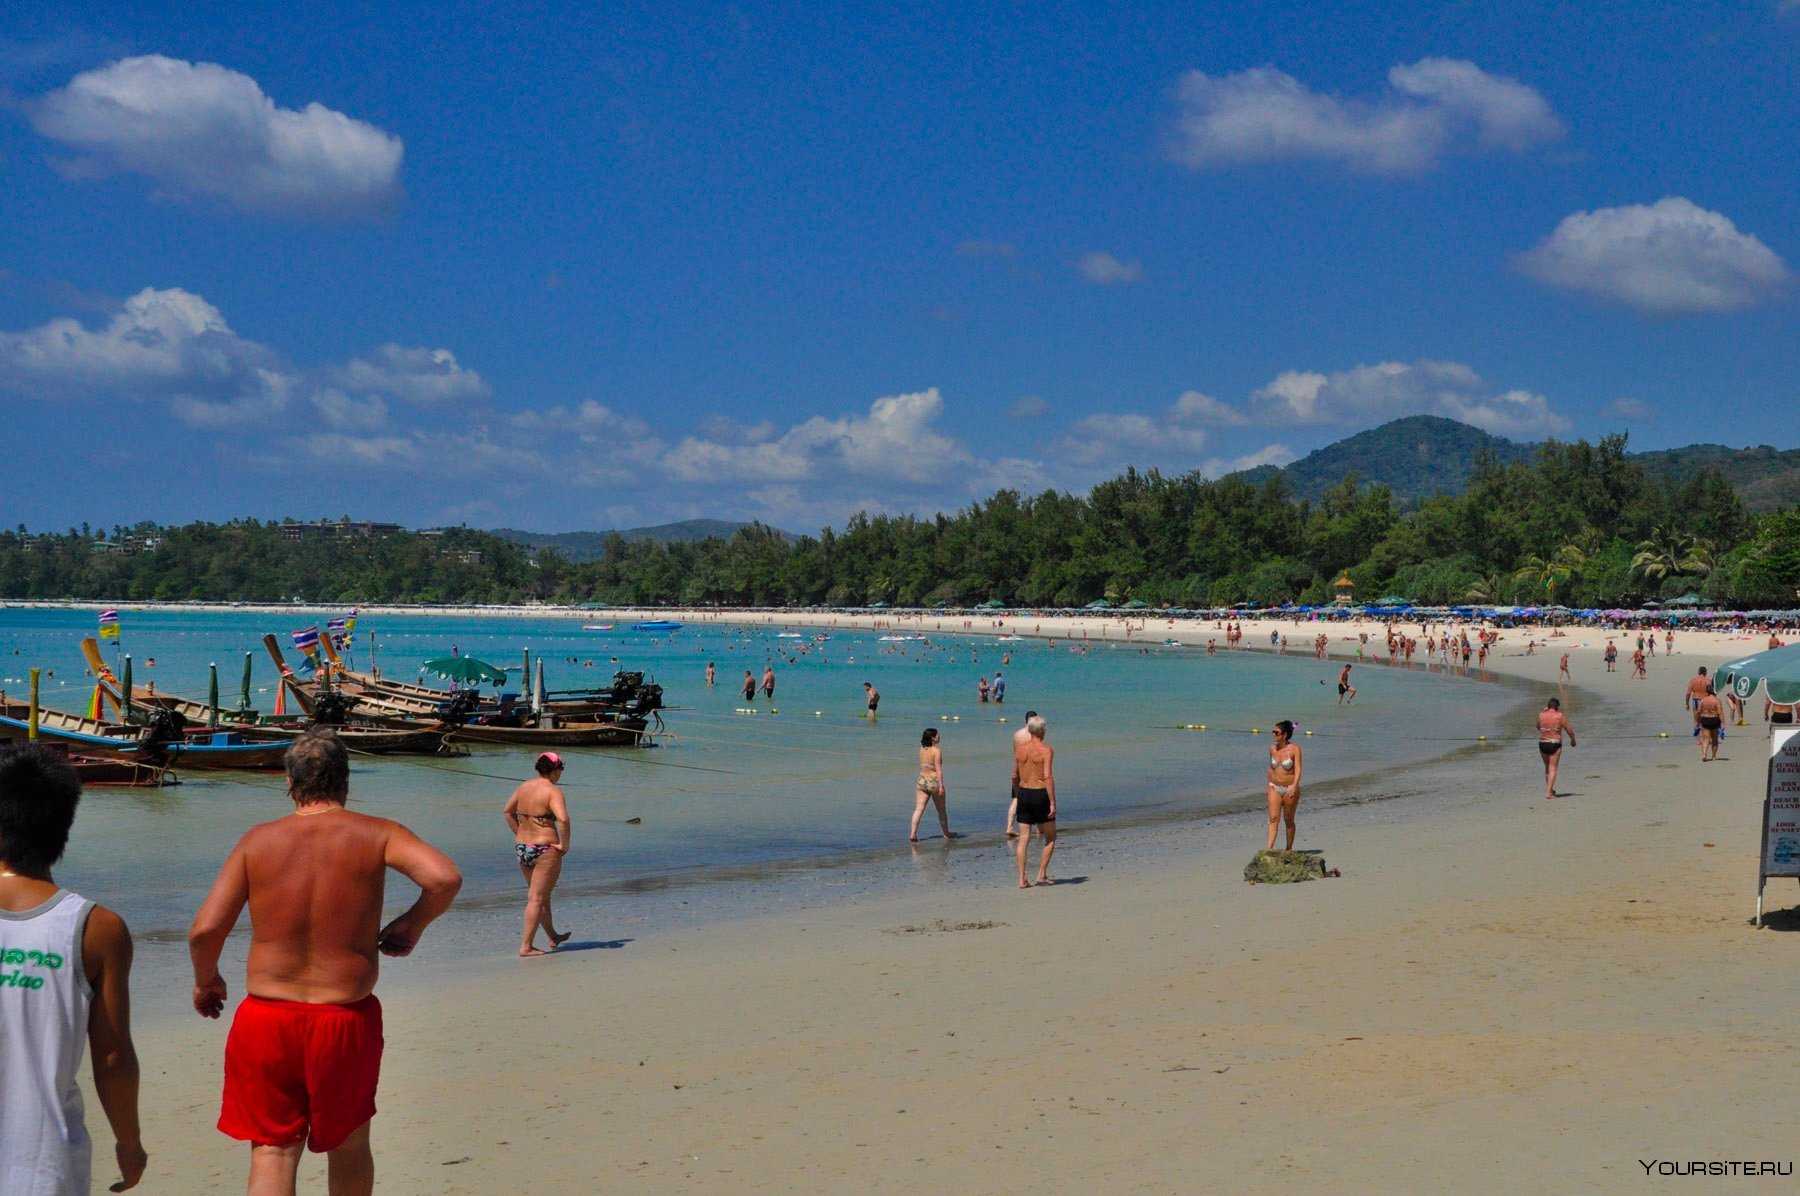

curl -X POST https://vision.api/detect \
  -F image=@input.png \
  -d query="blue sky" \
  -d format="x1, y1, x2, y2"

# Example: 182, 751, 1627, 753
2, 1, 1796, 534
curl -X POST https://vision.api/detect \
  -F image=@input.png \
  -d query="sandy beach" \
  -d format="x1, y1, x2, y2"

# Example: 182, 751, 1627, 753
87, 612, 1796, 1193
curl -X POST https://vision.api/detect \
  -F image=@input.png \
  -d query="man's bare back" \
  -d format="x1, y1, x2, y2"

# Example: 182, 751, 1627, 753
1014, 738, 1053, 789
240, 811, 398, 1003
192, 808, 459, 1010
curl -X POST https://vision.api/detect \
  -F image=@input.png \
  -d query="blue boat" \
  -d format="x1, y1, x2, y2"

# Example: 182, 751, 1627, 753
632, 620, 684, 633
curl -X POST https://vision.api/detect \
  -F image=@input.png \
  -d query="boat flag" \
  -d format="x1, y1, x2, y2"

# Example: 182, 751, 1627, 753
272, 678, 286, 716
87, 683, 104, 721
98, 609, 121, 640
291, 625, 320, 656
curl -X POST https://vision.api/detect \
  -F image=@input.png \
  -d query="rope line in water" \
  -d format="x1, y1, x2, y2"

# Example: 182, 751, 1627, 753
1158, 725, 1726, 742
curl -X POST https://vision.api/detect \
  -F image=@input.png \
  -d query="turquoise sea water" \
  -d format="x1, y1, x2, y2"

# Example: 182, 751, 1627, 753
0, 608, 1508, 957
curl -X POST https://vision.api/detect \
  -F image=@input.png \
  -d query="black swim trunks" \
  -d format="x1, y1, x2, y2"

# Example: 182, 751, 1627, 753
1699, 715, 1722, 731
1016, 786, 1053, 825
1337, 683, 1348, 695
1538, 740, 1561, 757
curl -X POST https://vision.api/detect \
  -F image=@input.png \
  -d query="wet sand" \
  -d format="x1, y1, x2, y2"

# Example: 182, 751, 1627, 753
95, 619, 1796, 1193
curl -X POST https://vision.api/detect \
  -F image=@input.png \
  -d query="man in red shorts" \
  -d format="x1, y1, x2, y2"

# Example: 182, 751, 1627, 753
188, 732, 461, 1194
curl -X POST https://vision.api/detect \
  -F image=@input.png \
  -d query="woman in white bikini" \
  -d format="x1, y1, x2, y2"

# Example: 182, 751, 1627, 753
1265, 720, 1303, 851
909, 728, 952, 842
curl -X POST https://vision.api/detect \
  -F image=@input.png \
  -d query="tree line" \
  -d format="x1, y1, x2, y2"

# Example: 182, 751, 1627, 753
4, 436, 1798, 609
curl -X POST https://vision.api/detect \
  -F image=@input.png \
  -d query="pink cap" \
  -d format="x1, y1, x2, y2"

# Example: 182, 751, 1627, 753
537, 752, 564, 772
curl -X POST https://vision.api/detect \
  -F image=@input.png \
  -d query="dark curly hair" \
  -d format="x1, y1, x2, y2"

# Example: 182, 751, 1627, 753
0, 744, 83, 875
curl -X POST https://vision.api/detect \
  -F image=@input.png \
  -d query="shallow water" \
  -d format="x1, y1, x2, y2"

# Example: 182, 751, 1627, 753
0, 609, 1507, 979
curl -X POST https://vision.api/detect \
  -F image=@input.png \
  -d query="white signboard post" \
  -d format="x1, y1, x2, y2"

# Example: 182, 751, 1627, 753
1757, 728, 1800, 926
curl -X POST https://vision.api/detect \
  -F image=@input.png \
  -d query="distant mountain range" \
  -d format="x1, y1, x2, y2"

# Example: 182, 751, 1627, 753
1234, 415, 1800, 511
490, 519, 791, 561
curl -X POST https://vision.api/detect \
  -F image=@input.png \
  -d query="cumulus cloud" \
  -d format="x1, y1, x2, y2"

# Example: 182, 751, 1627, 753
0, 286, 293, 426
1167, 58, 1562, 174
0, 285, 486, 435
1076, 252, 1144, 285
1201, 444, 1297, 477
1250, 359, 1569, 437
1063, 391, 1245, 465
1008, 395, 1050, 418
1516, 197, 1789, 315
664, 388, 969, 484
331, 344, 489, 405
30, 55, 403, 217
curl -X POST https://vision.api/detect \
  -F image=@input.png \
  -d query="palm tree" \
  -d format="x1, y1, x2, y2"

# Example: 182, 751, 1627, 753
1630, 527, 1714, 588
1514, 543, 1588, 604
1464, 572, 1511, 604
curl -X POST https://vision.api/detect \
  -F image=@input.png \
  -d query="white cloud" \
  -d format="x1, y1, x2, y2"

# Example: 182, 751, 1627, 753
1077, 251, 1144, 285
1167, 58, 1562, 174
1064, 391, 1242, 465
1608, 396, 1653, 420
331, 344, 489, 405
1201, 444, 1296, 477
0, 286, 294, 425
30, 55, 403, 217
664, 388, 969, 484
512, 400, 663, 468
1008, 395, 1050, 418
1172, 389, 1248, 426
1250, 359, 1569, 436
1516, 197, 1789, 315
309, 387, 390, 431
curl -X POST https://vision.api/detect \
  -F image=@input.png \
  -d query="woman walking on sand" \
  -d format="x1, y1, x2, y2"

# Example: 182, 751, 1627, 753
504, 753, 573, 956
910, 728, 952, 842
1265, 720, 1303, 851
1536, 698, 1577, 800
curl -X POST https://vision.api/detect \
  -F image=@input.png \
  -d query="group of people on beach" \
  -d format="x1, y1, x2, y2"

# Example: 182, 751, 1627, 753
909, 710, 1058, 888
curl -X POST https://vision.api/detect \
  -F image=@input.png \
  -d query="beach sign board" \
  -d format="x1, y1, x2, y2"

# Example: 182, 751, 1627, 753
1755, 728, 1800, 926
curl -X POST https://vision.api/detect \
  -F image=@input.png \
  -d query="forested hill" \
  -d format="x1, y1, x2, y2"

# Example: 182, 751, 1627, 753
2, 435, 1796, 608
1238, 416, 1800, 511
1243, 416, 1534, 503
491, 520, 789, 561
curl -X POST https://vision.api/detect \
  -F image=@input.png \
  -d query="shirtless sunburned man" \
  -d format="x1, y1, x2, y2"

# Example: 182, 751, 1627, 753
188, 733, 462, 1196
504, 752, 574, 956
1012, 717, 1056, 888
1696, 686, 1724, 762
1535, 697, 1577, 800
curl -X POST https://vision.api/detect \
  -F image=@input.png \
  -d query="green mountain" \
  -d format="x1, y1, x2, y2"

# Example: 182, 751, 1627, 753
490, 519, 790, 562
1631, 444, 1800, 512
1258, 415, 1535, 503
1245, 416, 1800, 512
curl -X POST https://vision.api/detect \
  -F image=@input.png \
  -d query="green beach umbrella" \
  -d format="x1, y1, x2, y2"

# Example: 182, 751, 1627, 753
420, 655, 509, 686
1084, 599, 1113, 610
980, 598, 1006, 609
1717, 644, 1800, 706
1122, 598, 1151, 610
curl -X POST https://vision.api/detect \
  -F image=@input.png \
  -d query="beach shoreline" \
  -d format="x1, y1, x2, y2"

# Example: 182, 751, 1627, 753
71, 608, 1798, 1193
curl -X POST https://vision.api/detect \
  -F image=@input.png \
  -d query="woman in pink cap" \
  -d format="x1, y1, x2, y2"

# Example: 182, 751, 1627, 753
502, 753, 573, 956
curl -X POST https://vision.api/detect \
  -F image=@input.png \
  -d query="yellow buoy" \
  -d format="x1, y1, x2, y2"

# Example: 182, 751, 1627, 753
1251, 727, 1260, 733
1658, 731, 1669, 738
1199, 724, 1207, 730
1305, 730, 1313, 736
1477, 735, 1486, 741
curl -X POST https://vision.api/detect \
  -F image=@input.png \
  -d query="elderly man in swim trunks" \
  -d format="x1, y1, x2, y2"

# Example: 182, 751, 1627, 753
1696, 685, 1724, 762
188, 732, 462, 1196
1005, 710, 1040, 838
1012, 717, 1056, 888
504, 752, 574, 956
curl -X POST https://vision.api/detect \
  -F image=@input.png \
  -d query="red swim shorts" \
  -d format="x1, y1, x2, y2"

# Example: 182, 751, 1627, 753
217, 993, 384, 1152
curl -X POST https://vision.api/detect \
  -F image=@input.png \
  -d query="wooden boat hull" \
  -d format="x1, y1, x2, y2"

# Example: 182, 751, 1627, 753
247, 724, 454, 755
0, 715, 144, 758
450, 721, 650, 747
70, 755, 176, 787
160, 733, 290, 770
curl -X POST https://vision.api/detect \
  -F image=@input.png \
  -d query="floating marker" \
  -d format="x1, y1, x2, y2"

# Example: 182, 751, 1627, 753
1305, 730, 1313, 736
1251, 727, 1260, 733
1477, 735, 1487, 741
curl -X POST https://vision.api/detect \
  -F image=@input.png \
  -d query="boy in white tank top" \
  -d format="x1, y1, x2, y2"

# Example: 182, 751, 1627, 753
0, 745, 146, 1194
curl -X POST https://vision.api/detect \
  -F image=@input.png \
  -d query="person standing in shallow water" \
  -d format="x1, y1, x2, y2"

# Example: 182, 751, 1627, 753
504, 753, 574, 956
742, 670, 756, 703
1536, 697, 1577, 800
0, 744, 147, 1195
910, 728, 951, 842
1264, 720, 1303, 851
1012, 717, 1056, 887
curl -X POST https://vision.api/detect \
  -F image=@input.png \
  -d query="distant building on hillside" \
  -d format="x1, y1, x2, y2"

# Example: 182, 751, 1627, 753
279, 519, 404, 543
1332, 572, 1355, 606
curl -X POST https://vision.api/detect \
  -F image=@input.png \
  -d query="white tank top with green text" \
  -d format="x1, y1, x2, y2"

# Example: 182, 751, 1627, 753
0, 889, 94, 1195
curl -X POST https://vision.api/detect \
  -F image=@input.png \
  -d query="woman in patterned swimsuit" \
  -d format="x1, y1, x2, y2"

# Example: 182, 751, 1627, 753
503, 753, 573, 957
